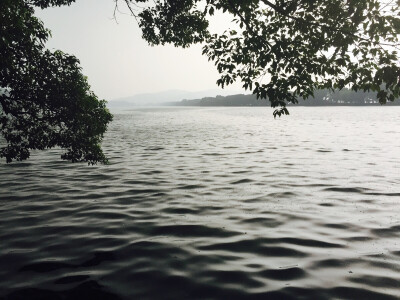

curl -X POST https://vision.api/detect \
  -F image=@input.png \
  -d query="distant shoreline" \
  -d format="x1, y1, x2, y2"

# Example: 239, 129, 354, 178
168, 91, 400, 107
168, 103, 400, 107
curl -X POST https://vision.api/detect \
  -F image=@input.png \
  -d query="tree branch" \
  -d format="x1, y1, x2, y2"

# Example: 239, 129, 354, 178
259, 0, 398, 47
225, 0, 272, 49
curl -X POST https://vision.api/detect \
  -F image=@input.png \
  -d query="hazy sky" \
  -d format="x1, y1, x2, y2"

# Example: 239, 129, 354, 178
35, 0, 243, 100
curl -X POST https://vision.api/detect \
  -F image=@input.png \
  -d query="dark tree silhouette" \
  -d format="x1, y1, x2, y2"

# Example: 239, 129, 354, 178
1, 0, 112, 163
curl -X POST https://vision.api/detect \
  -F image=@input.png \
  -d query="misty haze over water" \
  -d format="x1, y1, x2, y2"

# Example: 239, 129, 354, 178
1, 107, 399, 299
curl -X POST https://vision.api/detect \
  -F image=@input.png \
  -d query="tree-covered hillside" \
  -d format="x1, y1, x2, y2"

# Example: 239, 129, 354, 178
175, 89, 400, 107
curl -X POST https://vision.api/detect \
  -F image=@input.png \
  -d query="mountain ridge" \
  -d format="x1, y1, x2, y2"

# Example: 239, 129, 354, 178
107, 89, 245, 107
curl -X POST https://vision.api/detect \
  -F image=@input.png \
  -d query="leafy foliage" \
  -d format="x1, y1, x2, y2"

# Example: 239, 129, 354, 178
122, 0, 400, 117
0, 0, 113, 163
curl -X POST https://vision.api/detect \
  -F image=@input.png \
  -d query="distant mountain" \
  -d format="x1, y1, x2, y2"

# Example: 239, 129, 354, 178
107, 89, 244, 108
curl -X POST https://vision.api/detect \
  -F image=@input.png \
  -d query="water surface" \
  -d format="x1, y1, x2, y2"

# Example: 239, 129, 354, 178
1, 107, 399, 299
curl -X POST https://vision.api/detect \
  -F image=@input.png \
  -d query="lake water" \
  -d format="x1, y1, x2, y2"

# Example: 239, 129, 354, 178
0, 106, 399, 299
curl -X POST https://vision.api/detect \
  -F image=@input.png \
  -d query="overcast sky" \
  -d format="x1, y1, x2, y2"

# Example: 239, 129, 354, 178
35, 0, 243, 101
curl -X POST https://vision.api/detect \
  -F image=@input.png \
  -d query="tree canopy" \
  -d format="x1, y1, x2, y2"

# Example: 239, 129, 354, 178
1, 0, 112, 163
1, 0, 400, 163
121, 0, 400, 116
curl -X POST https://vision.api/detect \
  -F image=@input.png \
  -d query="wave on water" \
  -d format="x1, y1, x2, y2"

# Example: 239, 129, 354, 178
1, 107, 399, 299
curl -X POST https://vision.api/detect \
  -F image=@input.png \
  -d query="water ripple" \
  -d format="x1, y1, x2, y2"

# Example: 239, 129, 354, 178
1, 107, 400, 299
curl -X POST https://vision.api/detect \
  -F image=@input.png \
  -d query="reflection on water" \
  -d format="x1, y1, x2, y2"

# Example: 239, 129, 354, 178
0, 107, 399, 299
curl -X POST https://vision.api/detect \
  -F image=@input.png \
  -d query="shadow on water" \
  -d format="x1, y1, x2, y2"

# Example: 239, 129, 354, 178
5, 281, 122, 300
